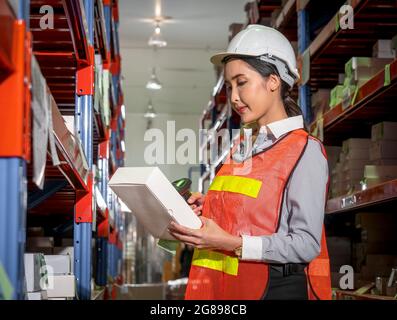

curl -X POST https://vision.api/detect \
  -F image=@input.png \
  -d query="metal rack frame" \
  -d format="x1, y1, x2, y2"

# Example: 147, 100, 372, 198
0, 0, 125, 300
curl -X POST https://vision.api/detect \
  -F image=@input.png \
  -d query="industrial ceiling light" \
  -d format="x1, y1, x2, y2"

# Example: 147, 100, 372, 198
144, 99, 157, 119
148, 23, 167, 48
146, 67, 162, 90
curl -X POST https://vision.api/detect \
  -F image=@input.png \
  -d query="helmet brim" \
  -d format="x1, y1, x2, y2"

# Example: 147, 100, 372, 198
210, 52, 258, 66
210, 52, 300, 83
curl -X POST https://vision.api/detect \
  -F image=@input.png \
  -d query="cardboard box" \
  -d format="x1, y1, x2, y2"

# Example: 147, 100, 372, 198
342, 138, 371, 153
25, 247, 54, 255
391, 34, 397, 53
24, 253, 44, 292
61, 238, 74, 247
366, 255, 397, 268
371, 122, 397, 142
370, 140, 397, 161
364, 165, 397, 179
109, 167, 202, 240
329, 85, 344, 107
355, 212, 397, 229
372, 159, 397, 166
311, 89, 331, 110
345, 57, 393, 78
53, 247, 74, 274
345, 169, 365, 181
44, 255, 71, 275
373, 39, 393, 52
345, 148, 369, 160
343, 159, 370, 172
27, 227, 45, 237
373, 39, 395, 58
46, 275, 76, 298
27, 237, 54, 248
361, 227, 397, 243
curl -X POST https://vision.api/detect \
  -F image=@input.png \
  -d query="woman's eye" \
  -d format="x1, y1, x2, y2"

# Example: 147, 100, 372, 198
237, 81, 246, 86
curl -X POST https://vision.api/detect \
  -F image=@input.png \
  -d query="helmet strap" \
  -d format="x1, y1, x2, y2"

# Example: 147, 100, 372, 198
258, 55, 295, 88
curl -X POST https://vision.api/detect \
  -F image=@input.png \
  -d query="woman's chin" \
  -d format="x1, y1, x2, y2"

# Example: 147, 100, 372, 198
241, 115, 256, 124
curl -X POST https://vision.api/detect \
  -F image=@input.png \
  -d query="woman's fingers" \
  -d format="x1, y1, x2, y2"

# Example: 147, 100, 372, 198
193, 205, 203, 216
169, 221, 200, 237
187, 192, 204, 205
189, 201, 203, 216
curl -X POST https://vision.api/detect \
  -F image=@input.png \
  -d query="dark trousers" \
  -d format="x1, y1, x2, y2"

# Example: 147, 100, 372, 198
263, 265, 308, 300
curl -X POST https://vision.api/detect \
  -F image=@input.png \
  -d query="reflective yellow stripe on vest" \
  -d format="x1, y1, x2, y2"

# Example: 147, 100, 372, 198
209, 175, 262, 198
192, 249, 239, 276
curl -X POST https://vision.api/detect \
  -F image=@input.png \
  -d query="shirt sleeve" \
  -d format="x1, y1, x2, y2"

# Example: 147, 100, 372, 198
241, 139, 328, 263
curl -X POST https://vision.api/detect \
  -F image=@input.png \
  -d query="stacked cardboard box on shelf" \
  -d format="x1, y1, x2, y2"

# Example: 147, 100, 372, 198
25, 228, 76, 299
352, 212, 397, 296
372, 39, 396, 59
24, 253, 48, 300
370, 122, 397, 166
329, 56, 393, 108
330, 139, 371, 197
311, 89, 331, 121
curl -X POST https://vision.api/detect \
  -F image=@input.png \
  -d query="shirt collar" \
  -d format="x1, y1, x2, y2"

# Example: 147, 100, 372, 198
264, 115, 304, 139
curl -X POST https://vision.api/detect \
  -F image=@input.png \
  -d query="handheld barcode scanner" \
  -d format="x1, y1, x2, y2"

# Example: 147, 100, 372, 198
172, 178, 192, 202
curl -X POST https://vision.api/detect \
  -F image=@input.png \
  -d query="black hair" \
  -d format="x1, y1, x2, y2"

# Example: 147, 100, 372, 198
224, 55, 306, 130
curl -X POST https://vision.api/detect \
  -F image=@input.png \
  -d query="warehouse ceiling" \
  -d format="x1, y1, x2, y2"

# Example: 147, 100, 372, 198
118, 0, 248, 115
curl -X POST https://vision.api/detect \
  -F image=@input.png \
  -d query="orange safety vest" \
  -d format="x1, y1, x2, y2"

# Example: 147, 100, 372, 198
185, 129, 332, 300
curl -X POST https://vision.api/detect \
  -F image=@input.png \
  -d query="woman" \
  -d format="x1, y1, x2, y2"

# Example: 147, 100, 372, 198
168, 25, 331, 300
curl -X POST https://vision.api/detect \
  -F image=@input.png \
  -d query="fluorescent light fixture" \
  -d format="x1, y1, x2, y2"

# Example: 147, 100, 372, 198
146, 67, 162, 90
148, 23, 167, 48
144, 99, 157, 119
121, 104, 126, 120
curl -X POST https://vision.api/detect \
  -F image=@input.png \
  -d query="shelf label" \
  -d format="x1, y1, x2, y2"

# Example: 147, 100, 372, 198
341, 194, 357, 209
335, 14, 340, 32
301, 48, 310, 86
384, 64, 391, 86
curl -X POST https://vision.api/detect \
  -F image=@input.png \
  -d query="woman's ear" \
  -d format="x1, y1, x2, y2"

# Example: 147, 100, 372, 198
266, 74, 281, 92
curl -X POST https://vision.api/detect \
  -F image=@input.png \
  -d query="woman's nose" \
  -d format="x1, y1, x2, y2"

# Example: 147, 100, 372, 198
230, 88, 240, 103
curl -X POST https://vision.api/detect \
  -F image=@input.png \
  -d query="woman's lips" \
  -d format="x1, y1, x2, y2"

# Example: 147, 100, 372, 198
236, 106, 248, 114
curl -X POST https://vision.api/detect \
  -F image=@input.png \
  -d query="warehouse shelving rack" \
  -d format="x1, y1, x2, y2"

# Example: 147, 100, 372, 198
0, 0, 125, 300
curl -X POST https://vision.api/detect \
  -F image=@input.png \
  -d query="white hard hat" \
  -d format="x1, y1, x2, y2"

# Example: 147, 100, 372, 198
211, 24, 299, 88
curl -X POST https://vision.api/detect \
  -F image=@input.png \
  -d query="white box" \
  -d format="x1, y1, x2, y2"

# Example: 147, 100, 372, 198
24, 253, 43, 292
109, 167, 202, 240
372, 39, 395, 58
46, 275, 76, 298
53, 247, 74, 274
371, 122, 397, 142
373, 39, 392, 52
44, 255, 71, 275
27, 291, 48, 300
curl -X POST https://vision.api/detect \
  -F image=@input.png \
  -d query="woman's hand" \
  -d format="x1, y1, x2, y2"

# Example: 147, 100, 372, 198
168, 216, 242, 252
187, 192, 205, 216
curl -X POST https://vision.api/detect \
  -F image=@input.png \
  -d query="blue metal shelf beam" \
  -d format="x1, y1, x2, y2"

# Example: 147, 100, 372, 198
74, 0, 94, 301
297, 8, 312, 124
0, 159, 27, 300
